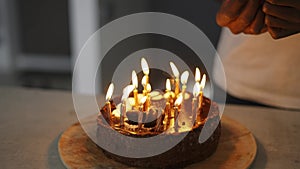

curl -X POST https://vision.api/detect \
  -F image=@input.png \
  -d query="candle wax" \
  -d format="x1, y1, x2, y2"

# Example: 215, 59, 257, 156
181, 85, 187, 113
164, 102, 171, 130
198, 92, 203, 123
175, 78, 180, 97
106, 101, 112, 126
144, 95, 150, 111
174, 107, 179, 132
192, 98, 197, 125
138, 106, 143, 131
120, 101, 126, 127
134, 89, 139, 109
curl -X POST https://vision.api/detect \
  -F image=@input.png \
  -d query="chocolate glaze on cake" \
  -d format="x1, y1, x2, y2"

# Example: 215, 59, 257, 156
97, 97, 221, 169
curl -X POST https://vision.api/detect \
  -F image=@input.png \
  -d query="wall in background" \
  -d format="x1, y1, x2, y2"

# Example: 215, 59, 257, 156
99, 0, 222, 91
17, 0, 70, 55
0, 0, 221, 91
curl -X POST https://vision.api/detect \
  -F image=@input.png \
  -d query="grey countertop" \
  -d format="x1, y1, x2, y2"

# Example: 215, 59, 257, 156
0, 87, 299, 169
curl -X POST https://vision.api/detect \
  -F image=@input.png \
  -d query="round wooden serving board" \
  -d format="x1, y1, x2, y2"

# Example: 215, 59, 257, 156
58, 116, 257, 169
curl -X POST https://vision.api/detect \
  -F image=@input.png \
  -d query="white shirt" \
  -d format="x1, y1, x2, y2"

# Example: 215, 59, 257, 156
213, 28, 300, 109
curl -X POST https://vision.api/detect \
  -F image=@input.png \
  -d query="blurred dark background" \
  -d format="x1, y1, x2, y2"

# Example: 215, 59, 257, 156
0, 0, 221, 92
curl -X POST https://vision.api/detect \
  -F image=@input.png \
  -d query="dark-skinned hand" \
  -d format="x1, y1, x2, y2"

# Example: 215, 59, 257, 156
216, 0, 267, 35
263, 0, 300, 39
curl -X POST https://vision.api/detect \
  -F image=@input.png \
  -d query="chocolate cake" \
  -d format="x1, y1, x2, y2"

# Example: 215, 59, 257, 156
97, 96, 221, 169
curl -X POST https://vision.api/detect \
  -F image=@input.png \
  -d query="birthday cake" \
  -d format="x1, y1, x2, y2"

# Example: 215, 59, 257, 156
96, 58, 221, 169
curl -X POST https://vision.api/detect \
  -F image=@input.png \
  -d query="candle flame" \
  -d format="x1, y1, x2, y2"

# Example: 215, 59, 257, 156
128, 98, 136, 106
141, 58, 149, 75
180, 71, 189, 84
193, 82, 200, 97
170, 62, 179, 78
121, 85, 135, 101
141, 75, 147, 87
200, 74, 206, 90
146, 84, 152, 92
166, 79, 171, 91
195, 67, 201, 82
105, 83, 114, 101
140, 96, 148, 105
174, 94, 183, 106
132, 70, 138, 88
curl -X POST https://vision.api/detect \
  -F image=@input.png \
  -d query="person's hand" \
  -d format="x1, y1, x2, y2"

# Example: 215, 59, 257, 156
243, 7, 268, 34
216, 0, 266, 34
263, 0, 300, 39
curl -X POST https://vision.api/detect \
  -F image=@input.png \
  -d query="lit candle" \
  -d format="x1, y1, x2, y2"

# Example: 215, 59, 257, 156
132, 70, 139, 109
192, 82, 200, 124
120, 85, 135, 127
195, 67, 201, 83
194, 67, 201, 123
141, 57, 150, 86
138, 96, 148, 131
164, 79, 172, 129
199, 74, 206, 111
164, 101, 171, 130
164, 78, 175, 104
165, 78, 172, 104
144, 84, 152, 111
174, 94, 183, 132
142, 75, 147, 96
170, 62, 180, 97
105, 83, 114, 126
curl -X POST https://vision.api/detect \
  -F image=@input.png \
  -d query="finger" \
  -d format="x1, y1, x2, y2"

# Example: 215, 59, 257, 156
268, 26, 299, 39
244, 24, 267, 34
265, 15, 300, 30
260, 25, 268, 33
226, 0, 262, 34
263, 2, 300, 23
216, 0, 248, 26
266, 0, 300, 9
244, 8, 266, 34
243, 27, 252, 34
227, 22, 242, 34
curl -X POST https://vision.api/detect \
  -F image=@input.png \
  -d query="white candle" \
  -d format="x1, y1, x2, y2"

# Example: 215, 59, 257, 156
199, 74, 206, 110
155, 109, 163, 132
120, 85, 134, 127
138, 96, 147, 131
165, 102, 171, 130
132, 70, 139, 109
173, 107, 179, 132
174, 94, 183, 132
164, 79, 172, 128
138, 107, 143, 131
192, 82, 200, 124
120, 101, 126, 127
164, 78, 175, 105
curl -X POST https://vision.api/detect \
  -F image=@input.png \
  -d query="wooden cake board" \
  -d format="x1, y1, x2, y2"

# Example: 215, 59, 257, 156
58, 116, 257, 169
